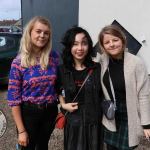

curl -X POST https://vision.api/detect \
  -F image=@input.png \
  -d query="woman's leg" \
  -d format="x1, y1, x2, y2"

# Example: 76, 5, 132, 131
21, 105, 41, 150
36, 105, 58, 150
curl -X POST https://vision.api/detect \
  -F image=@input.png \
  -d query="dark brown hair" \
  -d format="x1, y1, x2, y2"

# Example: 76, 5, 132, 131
61, 26, 94, 70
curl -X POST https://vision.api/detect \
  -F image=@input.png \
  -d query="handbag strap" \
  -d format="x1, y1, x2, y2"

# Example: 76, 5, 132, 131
72, 69, 93, 103
108, 68, 117, 109
64, 68, 93, 116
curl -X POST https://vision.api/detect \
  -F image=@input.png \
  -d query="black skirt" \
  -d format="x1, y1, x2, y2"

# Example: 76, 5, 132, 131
64, 105, 102, 150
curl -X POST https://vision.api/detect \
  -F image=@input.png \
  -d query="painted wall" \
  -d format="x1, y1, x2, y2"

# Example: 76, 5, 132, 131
21, 0, 79, 52
79, 0, 150, 73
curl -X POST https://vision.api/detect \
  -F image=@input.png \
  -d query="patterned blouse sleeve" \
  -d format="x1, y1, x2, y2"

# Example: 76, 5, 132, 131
50, 50, 60, 66
7, 58, 23, 107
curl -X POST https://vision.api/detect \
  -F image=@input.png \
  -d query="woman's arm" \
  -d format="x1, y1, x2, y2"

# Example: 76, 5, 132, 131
12, 106, 25, 133
57, 65, 78, 113
135, 59, 150, 124
7, 58, 29, 147
135, 59, 150, 138
12, 106, 29, 147
59, 95, 78, 113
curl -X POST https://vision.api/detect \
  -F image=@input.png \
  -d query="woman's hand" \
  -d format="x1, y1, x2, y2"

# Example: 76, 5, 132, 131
18, 131, 29, 147
144, 129, 150, 141
61, 102, 78, 112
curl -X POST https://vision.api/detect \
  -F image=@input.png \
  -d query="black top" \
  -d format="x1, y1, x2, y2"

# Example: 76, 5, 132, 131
72, 68, 88, 105
103, 57, 127, 114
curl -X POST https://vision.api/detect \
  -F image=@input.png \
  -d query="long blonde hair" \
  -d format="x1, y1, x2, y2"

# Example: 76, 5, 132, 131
19, 16, 52, 69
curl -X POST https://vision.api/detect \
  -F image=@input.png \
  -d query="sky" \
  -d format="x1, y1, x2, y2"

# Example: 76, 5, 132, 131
0, 0, 21, 20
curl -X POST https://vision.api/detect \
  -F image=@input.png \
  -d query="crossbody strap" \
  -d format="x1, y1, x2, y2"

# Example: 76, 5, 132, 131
64, 69, 93, 116
72, 69, 93, 103
108, 68, 117, 110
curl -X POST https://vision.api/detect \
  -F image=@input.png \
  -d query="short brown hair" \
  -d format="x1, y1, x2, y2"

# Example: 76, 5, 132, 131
98, 25, 126, 52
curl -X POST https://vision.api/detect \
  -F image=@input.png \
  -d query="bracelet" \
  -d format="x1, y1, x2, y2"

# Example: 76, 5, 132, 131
18, 130, 26, 134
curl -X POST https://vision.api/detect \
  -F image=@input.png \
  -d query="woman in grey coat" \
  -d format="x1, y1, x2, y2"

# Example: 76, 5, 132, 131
98, 25, 150, 150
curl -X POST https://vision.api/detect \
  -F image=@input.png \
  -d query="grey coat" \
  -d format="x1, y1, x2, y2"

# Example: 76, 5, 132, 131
99, 51, 150, 147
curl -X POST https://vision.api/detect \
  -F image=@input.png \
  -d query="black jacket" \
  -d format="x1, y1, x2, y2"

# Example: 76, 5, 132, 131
57, 62, 103, 123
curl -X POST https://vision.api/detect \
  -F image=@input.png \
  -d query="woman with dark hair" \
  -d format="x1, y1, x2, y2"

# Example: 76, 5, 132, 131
57, 26, 103, 150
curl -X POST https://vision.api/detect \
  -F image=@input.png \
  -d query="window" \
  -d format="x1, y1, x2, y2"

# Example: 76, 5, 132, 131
0, 35, 16, 51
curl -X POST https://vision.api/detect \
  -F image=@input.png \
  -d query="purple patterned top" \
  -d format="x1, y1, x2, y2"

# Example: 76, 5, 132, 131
7, 51, 59, 107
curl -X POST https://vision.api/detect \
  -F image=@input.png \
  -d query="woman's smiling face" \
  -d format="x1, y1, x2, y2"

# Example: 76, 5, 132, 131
71, 33, 89, 63
31, 21, 50, 51
102, 33, 124, 59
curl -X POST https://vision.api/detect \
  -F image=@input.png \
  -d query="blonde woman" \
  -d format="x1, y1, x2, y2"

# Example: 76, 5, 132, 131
7, 16, 59, 150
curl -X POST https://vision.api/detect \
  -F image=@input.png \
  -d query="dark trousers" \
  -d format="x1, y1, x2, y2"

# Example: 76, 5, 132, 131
21, 103, 58, 150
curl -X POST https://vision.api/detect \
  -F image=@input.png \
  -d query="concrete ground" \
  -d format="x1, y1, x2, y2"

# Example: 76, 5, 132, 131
0, 87, 150, 150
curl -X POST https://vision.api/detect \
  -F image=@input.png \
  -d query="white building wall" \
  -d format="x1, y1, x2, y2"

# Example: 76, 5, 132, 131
79, 0, 150, 73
